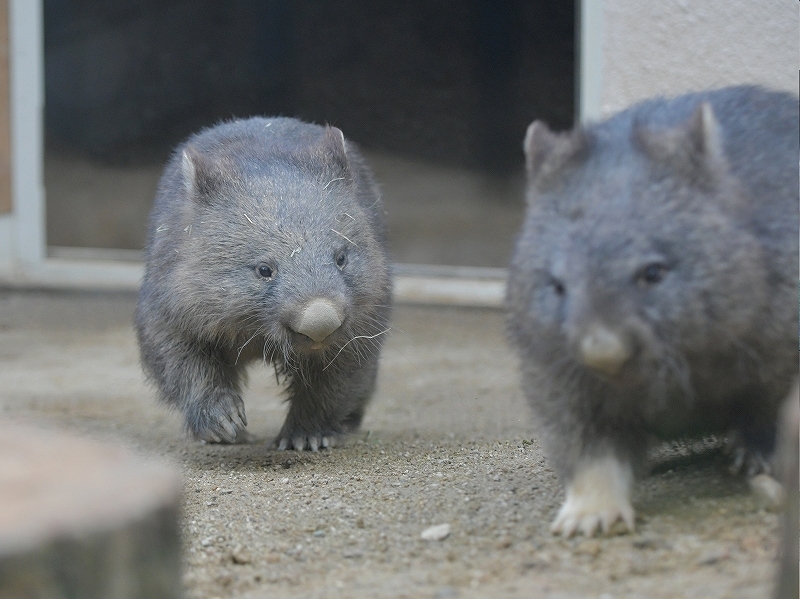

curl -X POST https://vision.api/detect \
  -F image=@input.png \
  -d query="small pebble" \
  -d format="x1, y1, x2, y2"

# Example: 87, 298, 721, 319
231, 545, 252, 565
695, 546, 728, 566
495, 536, 513, 549
632, 535, 667, 550
421, 523, 451, 541
574, 539, 601, 558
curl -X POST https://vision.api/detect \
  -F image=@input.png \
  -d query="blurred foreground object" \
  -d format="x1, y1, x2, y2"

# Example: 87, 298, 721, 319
0, 420, 182, 599
775, 382, 799, 599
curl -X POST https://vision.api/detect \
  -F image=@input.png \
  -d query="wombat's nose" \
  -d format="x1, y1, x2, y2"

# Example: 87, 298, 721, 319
578, 325, 631, 376
291, 299, 343, 342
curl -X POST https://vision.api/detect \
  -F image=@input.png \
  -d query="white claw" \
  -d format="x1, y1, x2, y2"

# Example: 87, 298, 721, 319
277, 438, 289, 451
729, 447, 746, 474
321, 437, 330, 449
238, 405, 248, 427
309, 437, 320, 452
292, 437, 306, 451
551, 456, 635, 537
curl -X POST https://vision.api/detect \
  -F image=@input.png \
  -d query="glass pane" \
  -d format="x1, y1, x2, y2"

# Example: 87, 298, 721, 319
44, 0, 574, 268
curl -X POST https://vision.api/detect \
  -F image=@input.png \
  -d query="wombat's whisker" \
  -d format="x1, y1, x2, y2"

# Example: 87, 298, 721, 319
236, 329, 264, 364
323, 177, 345, 189
323, 328, 391, 370
330, 229, 358, 246
357, 315, 393, 335
261, 337, 279, 367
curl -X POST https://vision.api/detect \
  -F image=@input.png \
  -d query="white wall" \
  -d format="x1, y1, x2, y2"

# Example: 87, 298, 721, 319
592, 0, 798, 118
0, 215, 11, 271
0, 0, 44, 278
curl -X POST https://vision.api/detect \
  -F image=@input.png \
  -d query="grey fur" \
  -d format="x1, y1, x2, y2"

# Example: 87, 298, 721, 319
507, 86, 798, 498
135, 117, 392, 449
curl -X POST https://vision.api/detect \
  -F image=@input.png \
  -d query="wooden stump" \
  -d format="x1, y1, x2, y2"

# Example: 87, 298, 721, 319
0, 420, 182, 599
776, 383, 799, 599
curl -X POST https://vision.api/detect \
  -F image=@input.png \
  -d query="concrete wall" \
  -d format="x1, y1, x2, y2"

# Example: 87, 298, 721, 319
598, 0, 798, 117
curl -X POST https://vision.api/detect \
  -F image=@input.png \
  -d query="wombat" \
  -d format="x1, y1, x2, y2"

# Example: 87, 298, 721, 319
506, 86, 799, 537
135, 117, 393, 450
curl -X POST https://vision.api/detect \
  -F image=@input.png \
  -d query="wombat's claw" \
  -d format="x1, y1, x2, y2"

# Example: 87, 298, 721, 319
235, 404, 248, 428
728, 446, 772, 477
198, 430, 223, 444
725, 432, 773, 476
551, 456, 635, 537
551, 502, 635, 538
276, 433, 334, 451
221, 421, 237, 443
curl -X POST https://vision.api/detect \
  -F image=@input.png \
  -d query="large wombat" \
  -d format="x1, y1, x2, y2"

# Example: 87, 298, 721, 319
506, 86, 799, 536
136, 117, 392, 450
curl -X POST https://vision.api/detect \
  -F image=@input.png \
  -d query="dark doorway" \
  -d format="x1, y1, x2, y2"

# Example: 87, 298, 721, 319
44, 0, 575, 267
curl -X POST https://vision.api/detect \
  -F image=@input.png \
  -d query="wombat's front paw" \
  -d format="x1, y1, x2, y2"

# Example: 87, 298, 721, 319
551, 456, 635, 537
187, 390, 248, 444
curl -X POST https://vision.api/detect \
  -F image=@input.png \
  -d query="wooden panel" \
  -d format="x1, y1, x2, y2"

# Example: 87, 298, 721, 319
0, 0, 9, 214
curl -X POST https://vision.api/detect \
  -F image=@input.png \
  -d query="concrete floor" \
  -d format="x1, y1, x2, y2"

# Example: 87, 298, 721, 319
0, 288, 786, 598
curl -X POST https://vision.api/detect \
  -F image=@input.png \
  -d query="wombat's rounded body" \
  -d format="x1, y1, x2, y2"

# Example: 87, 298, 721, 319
136, 117, 392, 450
506, 86, 799, 536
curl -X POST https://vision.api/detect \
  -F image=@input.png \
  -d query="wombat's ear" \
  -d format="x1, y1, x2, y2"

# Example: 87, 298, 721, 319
524, 121, 588, 191
180, 145, 229, 201
634, 102, 726, 188
322, 126, 351, 174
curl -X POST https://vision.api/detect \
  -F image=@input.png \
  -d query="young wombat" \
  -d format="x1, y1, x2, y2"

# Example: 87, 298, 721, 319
506, 86, 799, 536
135, 117, 392, 450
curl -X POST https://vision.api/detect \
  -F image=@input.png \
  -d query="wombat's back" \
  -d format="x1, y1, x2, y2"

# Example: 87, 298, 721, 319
601, 86, 798, 265
144, 117, 386, 258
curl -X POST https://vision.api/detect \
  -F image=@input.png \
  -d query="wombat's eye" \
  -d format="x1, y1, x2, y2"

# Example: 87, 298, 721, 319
551, 278, 566, 296
256, 264, 275, 279
636, 263, 667, 288
335, 250, 348, 270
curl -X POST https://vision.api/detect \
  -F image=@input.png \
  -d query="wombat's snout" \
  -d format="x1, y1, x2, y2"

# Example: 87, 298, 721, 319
578, 325, 631, 376
290, 298, 343, 343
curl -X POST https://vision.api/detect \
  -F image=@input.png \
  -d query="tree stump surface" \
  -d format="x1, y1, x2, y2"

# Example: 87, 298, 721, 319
0, 419, 182, 599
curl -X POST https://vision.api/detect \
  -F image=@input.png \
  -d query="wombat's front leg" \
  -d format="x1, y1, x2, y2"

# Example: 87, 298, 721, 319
145, 334, 248, 443
550, 454, 635, 537
276, 355, 378, 451
534, 385, 644, 537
